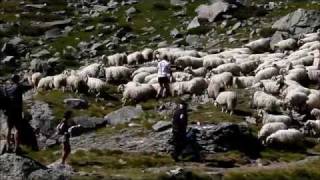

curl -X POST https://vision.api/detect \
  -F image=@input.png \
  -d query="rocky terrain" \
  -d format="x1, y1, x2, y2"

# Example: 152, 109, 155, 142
2, 0, 320, 180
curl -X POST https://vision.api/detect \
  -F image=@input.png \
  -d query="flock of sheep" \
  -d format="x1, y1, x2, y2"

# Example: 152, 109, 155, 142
27, 30, 320, 149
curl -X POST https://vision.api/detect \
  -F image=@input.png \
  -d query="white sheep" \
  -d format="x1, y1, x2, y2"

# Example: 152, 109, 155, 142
170, 77, 208, 96
107, 53, 127, 66
298, 33, 320, 45
266, 129, 304, 147
175, 56, 203, 69
307, 92, 320, 109
28, 72, 43, 89
233, 76, 255, 89
172, 72, 192, 82
255, 65, 279, 82
303, 120, 320, 136
53, 73, 67, 91
252, 91, 283, 112
258, 122, 287, 142
257, 79, 284, 95
141, 48, 153, 62
121, 82, 156, 105
239, 60, 260, 75
311, 108, 320, 120
203, 55, 225, 69
244, 38, 271, 52
258, 110, 292, 125
210, 72, 233, 88
132, 72, 151, 83
132, 67, 157, 77
127, 51, 144, 65
285, 91, 308, 110
299, 41, 320, 51
37, 76, 54, 90
274, 38, 297, 51
105, 66, 131, 83
211, 63, 241, 76
184, 67, 207, 77
207, 81, 224, 99
66, 73, 87, 93
214, 91, 238, 115
77, 63, 103, 78
86, 77, 108, 97
307, 69, 320, 82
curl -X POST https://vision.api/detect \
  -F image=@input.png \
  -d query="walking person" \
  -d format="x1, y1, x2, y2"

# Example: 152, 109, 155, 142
156, 52, 172, 99
4, 74, 31, 153
312, 47, 320, 89
56, 111, 80, 165
171, 101, 188, 162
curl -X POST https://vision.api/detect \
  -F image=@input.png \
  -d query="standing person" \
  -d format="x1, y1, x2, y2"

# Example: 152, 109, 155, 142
56, 111, 79, 165
156, 52, 172, 99
4, 74, 31, 153
312, 48, 320, 89
171, 101, 188, 162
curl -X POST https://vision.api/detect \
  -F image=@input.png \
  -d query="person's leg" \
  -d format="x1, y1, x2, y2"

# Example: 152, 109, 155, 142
156, 78, 164, 99
61, 143, 71, 164
6, 115, 14, 152
163, 79, 171, 98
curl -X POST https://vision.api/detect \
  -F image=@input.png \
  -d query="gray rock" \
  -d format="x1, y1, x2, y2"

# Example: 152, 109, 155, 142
24, 3, 47, 9
93, 5, 109, 12
0, 153, 68, 180
32, 19, 72, 29
185, 35, 205, 49
187, 17, 201, 30
231, 21, 241, 31
45, 28, 63, 40
152, 121, 172, 132
170, 28, 182, 38
85, 25, 95, 32
104, 106, 143, 125
63, 98, 88, 109
1, 56, 15, 65
170, 0, 187, 6
31, 49, 50, 58
158, 41, 168, 48
272, 8, 320, 35
270, 31, 289, 50
196, 1, 231, 22
73, 116, 107, 130
30, 101, 55, 136
126, 7, 137, 16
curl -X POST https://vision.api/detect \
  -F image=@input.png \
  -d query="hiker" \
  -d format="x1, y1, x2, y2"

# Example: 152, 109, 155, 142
171, 101, 188, 162
56, 111, 80, 165
156, 52, 172, 99
4, 74, 31, 153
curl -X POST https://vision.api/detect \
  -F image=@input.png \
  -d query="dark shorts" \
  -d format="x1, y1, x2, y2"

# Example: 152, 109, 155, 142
158, 77, 170, 85
6, 110, 22, 130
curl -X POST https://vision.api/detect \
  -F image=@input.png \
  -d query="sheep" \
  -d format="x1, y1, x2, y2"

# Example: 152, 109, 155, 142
121, 82, 157, 105
141, 48, 153, 62
37, 76, 54, 90
274, 38, 297, 51
258, 110, 292, 125
203, 55, 225, 69
210, 72, 233, 88
214, 91, 238, 115
211, 63, 241, 76
105, 66, 131, 83
66, 73, 87, 93
127, 51, 144, 65
258, 122, 287, 143
265, 129, 304, 147
298, 33, 320, 45
29, 72, 43, 89
86, 77, 108, 97
107, 53, 127, 66
257, 79, 284, 95
254, 65, 279, 82
144, 73, 158, 83
303, 120, 320, 136
207, 82, 224, 99
252, 91, 283, 112
53, 73, 67, 91
233, 76, 255, 89
132, 67, 158, 77
132, 72, 151, 83
291, 55, 314, 66
307, 92, 320, 109
77, 63, 103, 78
184, 67, 207, 77
170, 77, 208, 96
299, 41, 320, 51
147, 77, 159, 84
172, 72, 192, 82
175, 56, 203, 69
285, 91, 308, 111
239, 60, 260, 75
311, 108, 320, 120
244, 38, 271, 52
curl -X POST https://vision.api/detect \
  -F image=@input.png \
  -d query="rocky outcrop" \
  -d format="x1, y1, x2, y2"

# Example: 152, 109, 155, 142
272, 8, 320, 35
0, 153, 69, 180
30, 101, 55, 137
104, 105, 144, 125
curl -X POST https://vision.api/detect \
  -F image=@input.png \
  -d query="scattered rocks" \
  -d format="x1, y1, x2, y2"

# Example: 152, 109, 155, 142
104, 106, 144, 125
63, 98, 89, 109
152, 121, 172, 132
196, 0, 232, 22
187, 17, 201, 30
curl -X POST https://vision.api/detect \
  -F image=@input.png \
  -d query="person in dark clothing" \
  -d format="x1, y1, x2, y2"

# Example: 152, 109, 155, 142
5, 74, 31, 153
56, 111, 80, 165
171, 101, 188, 162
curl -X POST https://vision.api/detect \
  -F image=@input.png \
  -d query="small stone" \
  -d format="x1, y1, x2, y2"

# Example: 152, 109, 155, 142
152, 121, 172, 132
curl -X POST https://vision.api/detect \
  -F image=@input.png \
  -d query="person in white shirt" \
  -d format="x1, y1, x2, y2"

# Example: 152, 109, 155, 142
313, 48, 320, 70
156, 52, 172, 99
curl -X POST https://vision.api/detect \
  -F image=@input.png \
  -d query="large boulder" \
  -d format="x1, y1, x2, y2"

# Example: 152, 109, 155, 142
30, 101, 55, 137
63, 98, 88, 109
104, 106, 144, 125
0, 153, 68, 180
272, 8, 320, 35
196, 0, 232, 22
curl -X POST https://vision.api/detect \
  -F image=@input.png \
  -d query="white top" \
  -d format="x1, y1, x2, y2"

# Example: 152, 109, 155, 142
157, 60, 171, 78
313, 49, 320, 69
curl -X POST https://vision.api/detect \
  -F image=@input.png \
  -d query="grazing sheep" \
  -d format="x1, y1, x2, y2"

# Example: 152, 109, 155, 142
86, 77, 108, 97
121, 82, 157, 105
132, 67, 157, 77
53, 73, 67, 91
244, 38, 271, 52
211, 63, 241, 76
29, 72, 43, 89
266, 129, 304, 147
299, 41, 320, 51
258, 110, 292, 125
298, 34, 320, 45
307, 92, 320, 109
214, 91, 238, 115
37, 76, 54, 90
239, 60, 260, 75
274, 38, 297, 51
311, 108, 320, 119
66, 73, 87, 93
127, 51, 144, 65
285, 91, 308, 111
233, 76, 255, 89
203, 55, 225, 69
258, 79, 284, 95
105, 66, 131, 83
184, 67, 207, 77
252, 91, 283, 112
141, 48, 154, 62
78, 63, 103, 78
207, 82, 224, 99
107, 53, 127, 66
144, 73, 158, 83
132, 72, 151, 83
170, 77, 208, 96
258, 122, 287, 143
291, 55, 314, 66
303, 120, 320, 136
175, 56, 203, 69
255, 65, 279, 82
210, 72, 233, 88
307, 69, 320, 82
172, 72, 192, 82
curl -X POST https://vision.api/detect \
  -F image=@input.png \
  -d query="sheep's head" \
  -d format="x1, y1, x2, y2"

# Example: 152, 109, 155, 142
265, 136, 275, 145
117, 84, 125, 93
